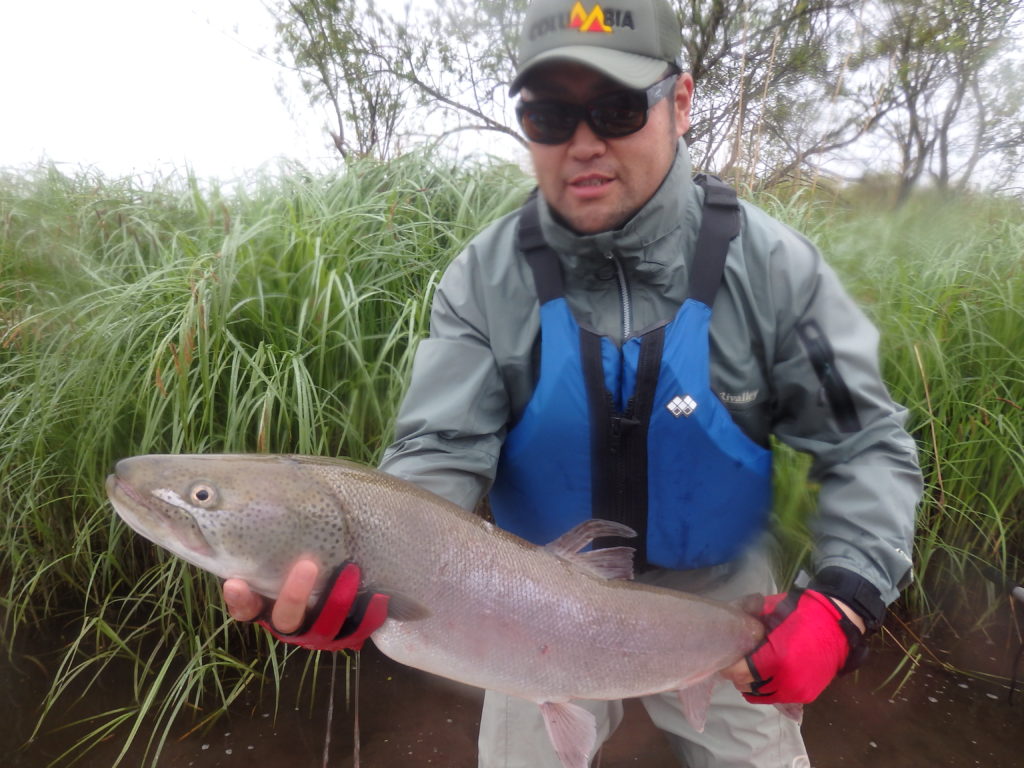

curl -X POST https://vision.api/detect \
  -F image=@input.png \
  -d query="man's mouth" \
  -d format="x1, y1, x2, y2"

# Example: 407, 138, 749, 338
568, 174, 614, 196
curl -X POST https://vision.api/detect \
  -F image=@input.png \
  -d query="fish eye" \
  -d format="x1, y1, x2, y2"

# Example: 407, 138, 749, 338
189, 483, 217, 506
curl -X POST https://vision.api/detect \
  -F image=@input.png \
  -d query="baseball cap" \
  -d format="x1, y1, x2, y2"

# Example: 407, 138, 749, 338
510, 0, 684, 95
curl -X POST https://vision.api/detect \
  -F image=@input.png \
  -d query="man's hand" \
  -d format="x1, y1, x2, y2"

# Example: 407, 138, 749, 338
223, 559, 389, 651
722, 590, 865, 704
224, 558, 318, 631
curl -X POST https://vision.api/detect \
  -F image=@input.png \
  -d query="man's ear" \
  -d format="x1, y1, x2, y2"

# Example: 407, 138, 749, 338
673, 73, 695, 138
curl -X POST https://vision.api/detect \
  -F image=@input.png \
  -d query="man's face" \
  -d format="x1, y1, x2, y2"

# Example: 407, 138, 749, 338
520, 62, 693, 235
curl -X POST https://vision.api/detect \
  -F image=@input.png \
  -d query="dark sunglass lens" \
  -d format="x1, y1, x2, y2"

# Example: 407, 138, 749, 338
588, 92, 648, 137
518, 103, 579, 144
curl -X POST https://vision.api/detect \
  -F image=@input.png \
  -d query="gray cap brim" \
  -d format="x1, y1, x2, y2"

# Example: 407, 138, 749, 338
509, 46, 670, 95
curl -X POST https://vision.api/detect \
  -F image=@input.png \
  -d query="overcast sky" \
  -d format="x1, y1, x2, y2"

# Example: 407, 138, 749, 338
0, 1, 345, 179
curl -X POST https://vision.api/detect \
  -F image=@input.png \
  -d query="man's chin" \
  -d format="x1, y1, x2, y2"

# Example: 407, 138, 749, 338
554, 202, 631, 236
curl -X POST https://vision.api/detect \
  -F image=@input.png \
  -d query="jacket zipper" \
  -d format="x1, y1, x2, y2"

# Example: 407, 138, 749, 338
611, 253, 636, 545
610, 252, 633, 341
795, 319, 862, 433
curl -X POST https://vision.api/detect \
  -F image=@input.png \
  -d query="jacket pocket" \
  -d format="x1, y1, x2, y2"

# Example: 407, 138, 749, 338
795, 319, 862, 433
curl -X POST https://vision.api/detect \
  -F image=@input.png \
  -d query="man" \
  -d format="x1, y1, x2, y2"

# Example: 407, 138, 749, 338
224, 0, 921, 765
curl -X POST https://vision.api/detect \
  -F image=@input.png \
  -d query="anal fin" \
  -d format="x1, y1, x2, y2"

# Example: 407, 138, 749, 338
774, 701, 804, 724
539, 700, 597, 768
677, 676, 717, 733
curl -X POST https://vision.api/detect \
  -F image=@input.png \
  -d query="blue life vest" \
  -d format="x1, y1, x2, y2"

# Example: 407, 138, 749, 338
488, 176, 773, 571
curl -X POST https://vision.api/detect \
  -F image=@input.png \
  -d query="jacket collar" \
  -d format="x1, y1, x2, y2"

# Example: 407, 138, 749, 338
536, 140, 700, 275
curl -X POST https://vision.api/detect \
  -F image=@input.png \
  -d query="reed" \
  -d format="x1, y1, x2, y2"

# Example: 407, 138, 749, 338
1, 157, 1021, 764
0, 155, 532, 764
755, 187, 1024, 624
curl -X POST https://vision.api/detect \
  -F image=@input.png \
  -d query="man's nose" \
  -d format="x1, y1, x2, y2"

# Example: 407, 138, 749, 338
567, 118, 607, 159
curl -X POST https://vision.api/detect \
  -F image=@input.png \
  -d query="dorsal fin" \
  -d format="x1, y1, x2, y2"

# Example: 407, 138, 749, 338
569, 547, 636, 580
545, 519, 636, 556
544, 520, 637, 580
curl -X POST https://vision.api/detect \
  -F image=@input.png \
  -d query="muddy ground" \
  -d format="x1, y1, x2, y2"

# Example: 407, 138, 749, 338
5, 629, 1023, 767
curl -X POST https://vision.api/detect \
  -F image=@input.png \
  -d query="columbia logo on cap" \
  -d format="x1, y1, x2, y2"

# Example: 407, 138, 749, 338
530, 2, 637, 41
569, 2, 630, 33
511, 0, 682, 95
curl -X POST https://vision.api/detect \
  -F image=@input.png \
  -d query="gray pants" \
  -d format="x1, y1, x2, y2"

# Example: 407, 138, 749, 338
477, 546, 809, 768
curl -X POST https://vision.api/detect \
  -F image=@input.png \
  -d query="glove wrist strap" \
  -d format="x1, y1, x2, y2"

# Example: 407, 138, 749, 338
808, 566, 887, 632
817, 592, 871, 675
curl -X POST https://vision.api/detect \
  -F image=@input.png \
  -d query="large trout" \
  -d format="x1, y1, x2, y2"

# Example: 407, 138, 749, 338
107, 454, 780, 768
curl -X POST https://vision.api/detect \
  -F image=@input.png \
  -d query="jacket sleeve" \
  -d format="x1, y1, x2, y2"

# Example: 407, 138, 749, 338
378, 242, 511, 511
764, 219, 921, 605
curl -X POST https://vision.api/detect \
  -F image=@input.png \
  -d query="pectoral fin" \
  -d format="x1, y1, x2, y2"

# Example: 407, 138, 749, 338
731, 593, 766, 616
539, 700, 597, 768
382, 592, 431, 622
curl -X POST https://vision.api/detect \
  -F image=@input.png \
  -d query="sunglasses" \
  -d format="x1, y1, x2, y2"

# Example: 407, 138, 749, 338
516, 74, 679, 145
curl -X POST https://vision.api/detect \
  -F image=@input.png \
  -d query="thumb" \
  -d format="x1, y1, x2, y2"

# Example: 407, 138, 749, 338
720, 657, 754, 690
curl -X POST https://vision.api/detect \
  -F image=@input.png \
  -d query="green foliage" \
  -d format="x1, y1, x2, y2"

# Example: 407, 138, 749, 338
1, 157, 1021, 763
0, 154, 531, 764
827, 191, 1024, 620
753, 186, 1024, 622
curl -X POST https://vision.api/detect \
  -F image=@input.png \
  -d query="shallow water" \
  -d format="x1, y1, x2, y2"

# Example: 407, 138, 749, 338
5, 630, 1022, 767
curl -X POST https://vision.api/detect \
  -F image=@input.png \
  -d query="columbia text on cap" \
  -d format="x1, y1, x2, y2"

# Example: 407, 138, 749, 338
510, 0, 684, 94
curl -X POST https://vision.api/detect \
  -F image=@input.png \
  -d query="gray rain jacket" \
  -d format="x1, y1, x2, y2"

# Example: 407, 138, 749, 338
380, 141, 920, 603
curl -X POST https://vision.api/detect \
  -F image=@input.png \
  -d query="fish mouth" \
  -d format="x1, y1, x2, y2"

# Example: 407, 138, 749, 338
106, 474, 215, 558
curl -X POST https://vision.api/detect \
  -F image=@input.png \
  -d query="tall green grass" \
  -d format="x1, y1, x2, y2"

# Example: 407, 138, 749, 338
1, 156, 1021, 764
757, 188, 1024, 625
842, 194, 1022, 626
0, 155, 531, 764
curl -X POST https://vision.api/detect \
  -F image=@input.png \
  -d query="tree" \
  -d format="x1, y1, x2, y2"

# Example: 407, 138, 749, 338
271, 0, 527, 161
390, 0, 525, 144
268, 0, 1024, 195
273, 0, 410, 160
861, 0, 1024, 200
681, 0, 891, 186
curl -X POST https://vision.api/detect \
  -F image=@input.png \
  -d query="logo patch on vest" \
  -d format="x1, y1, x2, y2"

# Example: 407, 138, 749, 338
718, 389, 759, 406
666, 394, 697, 418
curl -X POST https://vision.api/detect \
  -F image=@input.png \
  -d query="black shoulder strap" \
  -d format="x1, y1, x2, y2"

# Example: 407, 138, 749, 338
690, 174, 741, 307
516, 190, 564, 304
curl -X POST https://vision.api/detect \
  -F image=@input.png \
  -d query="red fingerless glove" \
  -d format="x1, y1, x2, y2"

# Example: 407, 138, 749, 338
743, 588, 861, 705
258, 562, 389, 651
